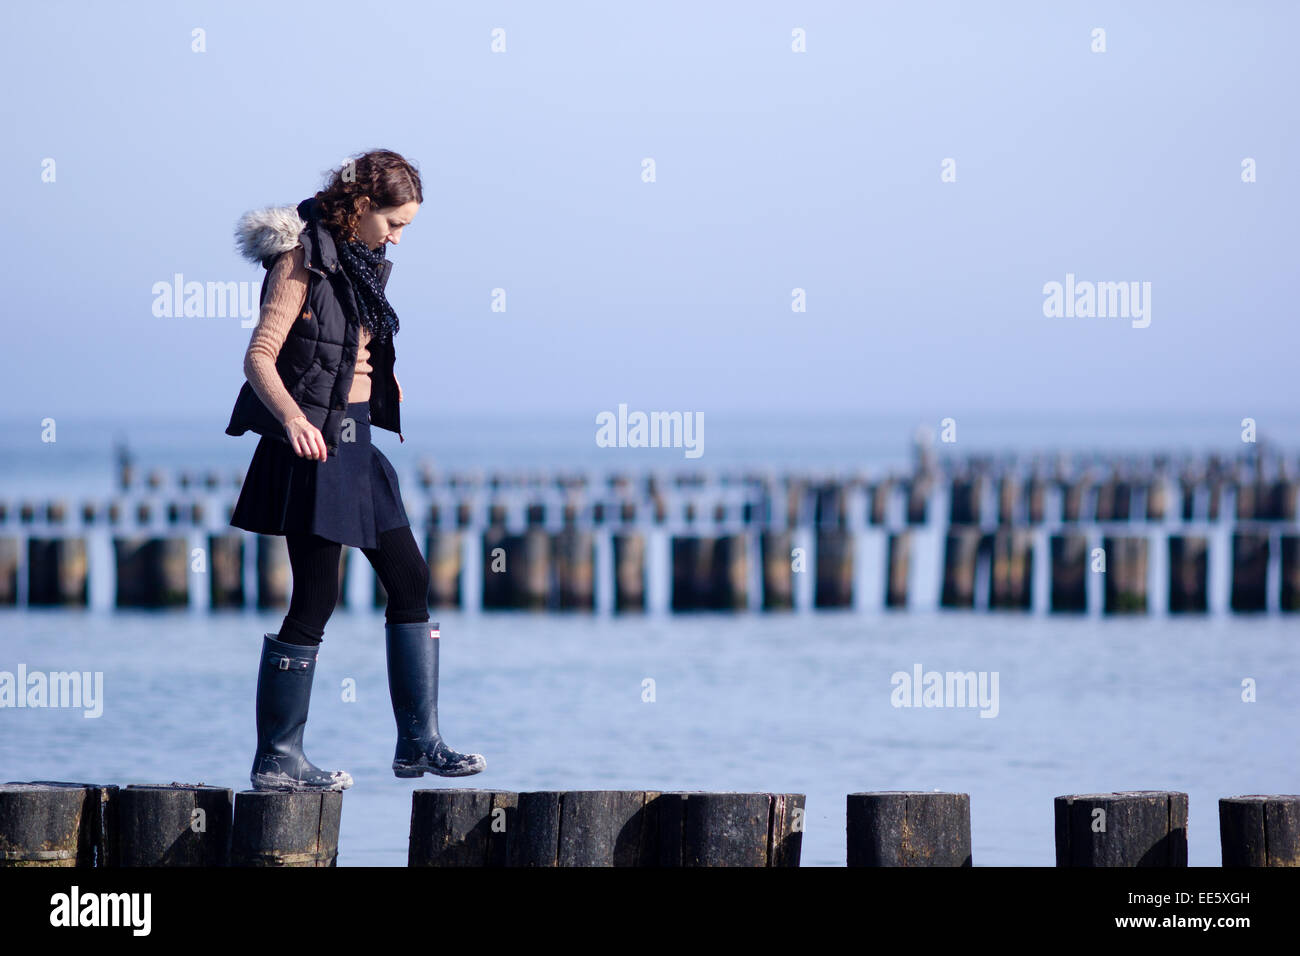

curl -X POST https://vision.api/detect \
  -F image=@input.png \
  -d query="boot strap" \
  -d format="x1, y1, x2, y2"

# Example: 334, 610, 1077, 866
269, 654, 311, 670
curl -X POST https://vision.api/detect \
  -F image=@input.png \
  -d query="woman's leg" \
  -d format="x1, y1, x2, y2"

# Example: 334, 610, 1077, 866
278, 532, 344, 646
360, 525, 431, 624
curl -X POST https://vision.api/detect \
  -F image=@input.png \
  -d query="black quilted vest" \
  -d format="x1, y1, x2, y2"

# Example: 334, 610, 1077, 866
225, 196, 403, 456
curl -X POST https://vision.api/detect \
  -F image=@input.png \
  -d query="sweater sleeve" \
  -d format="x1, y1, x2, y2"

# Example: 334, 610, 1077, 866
243, 245, 311, 427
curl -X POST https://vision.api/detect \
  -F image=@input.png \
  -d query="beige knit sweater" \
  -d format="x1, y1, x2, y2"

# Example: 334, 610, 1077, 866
242, 245, 373, 426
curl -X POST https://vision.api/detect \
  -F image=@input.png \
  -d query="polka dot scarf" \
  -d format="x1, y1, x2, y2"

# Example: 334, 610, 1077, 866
335, 236, 400, 344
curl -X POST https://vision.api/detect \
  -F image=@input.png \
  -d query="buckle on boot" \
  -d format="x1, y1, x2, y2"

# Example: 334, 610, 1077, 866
269, 654, 308, 670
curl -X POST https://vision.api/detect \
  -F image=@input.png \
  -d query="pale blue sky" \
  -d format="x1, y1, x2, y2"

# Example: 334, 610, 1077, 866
2, 0, 1295, 426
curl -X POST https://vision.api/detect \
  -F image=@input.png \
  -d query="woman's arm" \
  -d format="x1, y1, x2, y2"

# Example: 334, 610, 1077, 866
243, 245, 311, 427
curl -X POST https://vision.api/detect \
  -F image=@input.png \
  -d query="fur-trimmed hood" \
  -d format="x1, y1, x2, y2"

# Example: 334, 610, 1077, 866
233, 195, 391, 288
233, 204, 307, 266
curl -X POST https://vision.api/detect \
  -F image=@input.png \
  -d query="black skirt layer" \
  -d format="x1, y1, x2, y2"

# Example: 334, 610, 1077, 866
229, 400, 409, 549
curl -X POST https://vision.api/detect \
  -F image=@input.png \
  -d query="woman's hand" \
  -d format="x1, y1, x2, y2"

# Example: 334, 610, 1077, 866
284, 414, 328, 460
396, 376, 403, 402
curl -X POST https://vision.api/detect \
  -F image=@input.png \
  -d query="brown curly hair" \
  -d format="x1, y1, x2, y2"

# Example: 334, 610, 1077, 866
314, 149, 424, 242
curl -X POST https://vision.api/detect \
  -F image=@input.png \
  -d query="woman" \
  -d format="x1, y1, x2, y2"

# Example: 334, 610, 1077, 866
225, 149, 485, 791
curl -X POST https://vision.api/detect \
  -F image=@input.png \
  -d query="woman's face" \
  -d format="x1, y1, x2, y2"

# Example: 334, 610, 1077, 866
353, 198, 419, 251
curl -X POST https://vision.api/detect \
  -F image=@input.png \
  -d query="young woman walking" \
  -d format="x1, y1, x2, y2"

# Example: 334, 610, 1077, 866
225, 149, 485, 791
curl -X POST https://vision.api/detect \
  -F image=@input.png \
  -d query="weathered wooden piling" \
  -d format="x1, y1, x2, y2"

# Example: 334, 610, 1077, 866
26, 537, 88, 606
949, 476, 983, 525
481, 528, 550, 610
671, 536, 747, 610
814, 528, 854, 608
886, 532, 910, 608
1054, 791, 1188, 866
0, 782, 119, 867
207, 533, 245, 608
1095, 477, 1132, 521
409, 789, 518, 866
425, 530, 462, 608
508, 790, 662, 866
868, 478, 893, 525
1144, 474, 1168, 521
997, 474, 1019, 525
1168, 535, 1208, 613
230, 790, 342, 867
1283, 535, 1300, 612
613, 533, 646, 611
906, 476, 930, 525
0, 536, 17, 605
1102, 536, 1148, 613
113, 536, 187, 607
1230, 530, 1270, 612
846, 791, 972, 866
941, 528, 982, 608
760, 530, 794, 610
989, 529, 1033, 609
118, 784, 233, 866
1050, 533, 1088, 612
659, 791, 803, 867
411, 790, 802, 866
553, 529, 595, 610
255, 534, 289, 609
1219, 795, 1300, 866
1062, 475, 1092, 522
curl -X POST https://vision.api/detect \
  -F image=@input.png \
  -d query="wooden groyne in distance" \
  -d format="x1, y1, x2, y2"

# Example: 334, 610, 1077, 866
3, 446, 1299, 614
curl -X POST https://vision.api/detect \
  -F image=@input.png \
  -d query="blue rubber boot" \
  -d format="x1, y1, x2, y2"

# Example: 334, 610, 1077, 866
250, 634, 353, 792
385, 621, 486, 777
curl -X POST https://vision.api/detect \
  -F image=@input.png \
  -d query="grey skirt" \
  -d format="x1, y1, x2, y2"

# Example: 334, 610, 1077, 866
229, 400, 409, 549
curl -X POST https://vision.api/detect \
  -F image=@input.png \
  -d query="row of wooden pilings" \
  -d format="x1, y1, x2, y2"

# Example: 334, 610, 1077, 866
3, 526, 1299, 613
13, 460, 1300, 531
1, 783, 1296, 866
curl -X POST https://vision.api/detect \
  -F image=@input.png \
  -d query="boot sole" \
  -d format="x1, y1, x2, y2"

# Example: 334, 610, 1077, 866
392, 759, 486, 778
251, 771, 354, 792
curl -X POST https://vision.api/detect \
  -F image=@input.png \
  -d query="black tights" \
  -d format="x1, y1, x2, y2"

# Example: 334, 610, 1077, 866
276, 526, 431, 646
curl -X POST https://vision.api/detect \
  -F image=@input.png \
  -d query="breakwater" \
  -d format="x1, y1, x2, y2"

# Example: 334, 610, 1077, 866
2, 443, 1297, 614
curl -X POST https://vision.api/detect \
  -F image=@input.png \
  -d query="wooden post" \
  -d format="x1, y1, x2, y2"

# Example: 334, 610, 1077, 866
408, 789, 518, 866
949, 476, 982, 525
208, 533, 245, 609
254, 534, 290, 609
989, 529, 1033, 610
114, 536, 188, 608
671, 537, 711, 611
1168, 535, 1208, 613
118, 784, 233, 866
1050, 533, 1088, 612
846, 791, 972, 866
553, 529, 595, 610
0, 536, 16, 605
1054, 791, 1188, 866
1102, 536, 1148, 614
507, 790, 661, 866
1283, 535, 1300, 612
1231, 530, 1270, 612
886, 533, 910, 608
26, 537, 88, 606
1219, 795, 1300, 866
760, 530, 794, 610
425, 530, 462, 609
815, 528, 854, 608
0, 781, 119, 867
941, 528, 981, 608
231, 790, 342, 867
613, 533, 645, 612
658, 791, 803, 867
